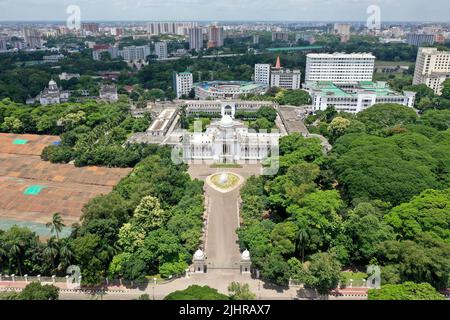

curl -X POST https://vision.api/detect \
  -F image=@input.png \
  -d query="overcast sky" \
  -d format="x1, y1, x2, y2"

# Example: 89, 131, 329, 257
0, 0, 448, 22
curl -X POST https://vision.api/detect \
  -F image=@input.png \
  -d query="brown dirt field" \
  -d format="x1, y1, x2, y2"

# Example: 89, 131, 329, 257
0, 133, 132, 227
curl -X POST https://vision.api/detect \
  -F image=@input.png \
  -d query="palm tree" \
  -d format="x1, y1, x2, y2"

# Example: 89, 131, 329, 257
0, 245, 7, 268
43, 237, 59, 272
297, 228, 310, 264
8, 242, 22, 276
58, 239, 74, 271
46, 213, 65, 240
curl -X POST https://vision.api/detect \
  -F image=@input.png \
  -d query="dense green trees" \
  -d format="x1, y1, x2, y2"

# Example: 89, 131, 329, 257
228, 282, 256, 300
244, 88, 311, 106
332, 132, 447, 206
356, 104, 418, 135
0, 282, 59, 300
368, 282, 445, 300
385, 189, 450, 241
164, 285, 229, 300
238, 100, 450, 294
303, 252, 342, 296
0, 99, 152, 167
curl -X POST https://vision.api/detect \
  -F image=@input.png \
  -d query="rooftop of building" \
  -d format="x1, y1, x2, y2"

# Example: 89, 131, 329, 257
307, 52, 376, 59
99, 85, 117, 93
307, 81, 407, 98
194, 81, 267, 91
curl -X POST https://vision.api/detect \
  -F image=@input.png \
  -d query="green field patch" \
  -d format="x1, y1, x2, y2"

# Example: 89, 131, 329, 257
24, 185, 45, 195
13, 139, 29, 145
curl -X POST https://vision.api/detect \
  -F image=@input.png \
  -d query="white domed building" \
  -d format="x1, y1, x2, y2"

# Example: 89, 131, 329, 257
182, 104, 279, 164
193, 249, 207, 273
240, 250, 252, 275
36, 79, 70, 105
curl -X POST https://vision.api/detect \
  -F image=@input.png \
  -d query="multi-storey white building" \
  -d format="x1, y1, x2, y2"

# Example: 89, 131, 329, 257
305, 53, 375, 84
154, 41, 168, 60
413, 47, 450, 95
254, 64, 271, 85
188, 27, 204, 51
174, 72, 194, 98
304, 81, 416, 114
270, 57, 301, 90
183, 100, 277, 117
271, 68, 301, 90
120, 45, 151, 62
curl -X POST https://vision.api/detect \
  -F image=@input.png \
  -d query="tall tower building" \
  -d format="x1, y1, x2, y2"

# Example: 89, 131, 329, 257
272, 31, 289, 42
254, 64, 271, 85
407, 33, 436, 47
23, 28, 42, 49
207, 25, 224, 48
188, 27, 204, 51
174, 72, 194, 98
154, 42, 168, 60
413, 47, 450, 95
0, 37, 7, 52
305, 52, 375, 83
334, 23, 351, 43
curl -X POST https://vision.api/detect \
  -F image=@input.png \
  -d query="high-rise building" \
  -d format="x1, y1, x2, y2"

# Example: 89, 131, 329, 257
305, 53, 375, 84
174, 72, 194, 98
207, 25, 224, 48
407, 33, 435, 47
413, 47, 450, 95
272, 32, 289, 42
120, 45, 151, 62
92, 44, 119, 61
270, 57, 301, 90
0, 37, 7, 52
253, 35, 260, 45
154, 42, 168, 60
254, 64, 271, 85
147, 22, 198, 35
23, 28, 41, 49
188, 27, 204, 51
334, 23, 351, 43
82, 23, 99, 34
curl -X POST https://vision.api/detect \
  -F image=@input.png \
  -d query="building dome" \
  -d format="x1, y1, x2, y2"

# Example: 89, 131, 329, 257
241, 249, 251, 261
193, 249, 205, 260
48, 79, 58, 91
220, 115, 234, 127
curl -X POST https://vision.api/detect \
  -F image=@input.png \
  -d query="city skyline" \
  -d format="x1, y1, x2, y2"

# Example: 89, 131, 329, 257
0, 0, 449, 22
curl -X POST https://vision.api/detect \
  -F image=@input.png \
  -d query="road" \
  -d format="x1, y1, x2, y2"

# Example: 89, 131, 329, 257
204, 178, 242, 270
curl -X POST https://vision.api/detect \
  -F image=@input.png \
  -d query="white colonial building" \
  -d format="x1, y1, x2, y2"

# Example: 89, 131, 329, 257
35, 79, 70, 105
304, 81, 416, 113
181, 102, 279, 163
